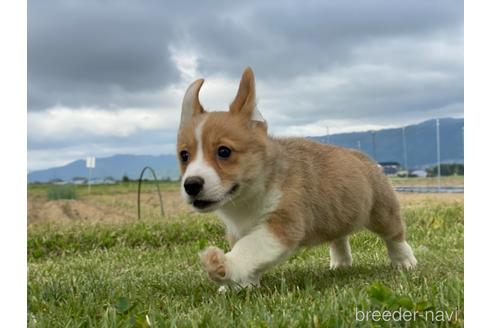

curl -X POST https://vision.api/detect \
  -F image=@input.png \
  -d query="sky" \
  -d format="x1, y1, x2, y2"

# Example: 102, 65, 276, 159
27, 0, 463, 171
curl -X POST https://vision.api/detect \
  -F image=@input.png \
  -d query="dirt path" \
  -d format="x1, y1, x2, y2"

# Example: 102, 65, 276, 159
28, 189, 463, 226
27, 190, 191, 225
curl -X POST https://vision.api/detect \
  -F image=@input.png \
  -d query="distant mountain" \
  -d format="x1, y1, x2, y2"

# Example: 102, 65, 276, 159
27, 117, 464, 183
27, 154, 180, 183
310, 117, 464, 169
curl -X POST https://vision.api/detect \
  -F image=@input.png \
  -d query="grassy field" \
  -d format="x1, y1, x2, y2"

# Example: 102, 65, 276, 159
389, 176, 464, 187
27, 182, 464, 327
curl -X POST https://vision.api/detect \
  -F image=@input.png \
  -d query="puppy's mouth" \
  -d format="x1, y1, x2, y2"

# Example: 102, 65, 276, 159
192, 199, 218, 210
191, 184, 239, 211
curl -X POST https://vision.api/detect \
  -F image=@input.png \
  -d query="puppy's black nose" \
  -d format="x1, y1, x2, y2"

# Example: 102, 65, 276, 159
184, 176, 204, 196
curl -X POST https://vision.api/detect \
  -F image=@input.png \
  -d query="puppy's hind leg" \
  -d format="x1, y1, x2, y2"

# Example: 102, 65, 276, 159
385, 236, 417, 269
329, 236, 353, 269
368, 209, 417, 269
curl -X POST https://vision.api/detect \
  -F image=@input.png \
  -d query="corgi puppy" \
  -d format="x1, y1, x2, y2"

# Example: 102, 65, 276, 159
177, 67, 417, 290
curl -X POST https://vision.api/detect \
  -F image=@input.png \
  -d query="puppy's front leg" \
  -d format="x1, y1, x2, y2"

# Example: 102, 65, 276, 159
200, 224, 292, 289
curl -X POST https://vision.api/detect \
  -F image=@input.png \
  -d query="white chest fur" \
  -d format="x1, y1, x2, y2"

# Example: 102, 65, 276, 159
216, 186, 282, 239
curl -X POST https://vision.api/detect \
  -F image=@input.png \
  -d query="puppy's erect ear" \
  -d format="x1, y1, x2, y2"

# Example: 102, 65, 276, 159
180, 79, 205, 126
229, 67, 265, 122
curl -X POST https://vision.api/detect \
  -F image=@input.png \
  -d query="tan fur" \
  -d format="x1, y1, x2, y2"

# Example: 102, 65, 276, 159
263, 139, 406, 246
179, 128, 406, 247
178, 68, 416, 287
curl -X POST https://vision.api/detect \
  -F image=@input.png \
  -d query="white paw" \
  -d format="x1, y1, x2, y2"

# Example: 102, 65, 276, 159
329, 238, 353, 269
391, 255, 417, 270
386, 241, 418, 270
330, 257, 353, 269
199, 246, 228, 282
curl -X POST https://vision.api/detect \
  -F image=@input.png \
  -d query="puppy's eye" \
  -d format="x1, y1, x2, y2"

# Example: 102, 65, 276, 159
217, 146, 231, 159
180, 150, 189, 163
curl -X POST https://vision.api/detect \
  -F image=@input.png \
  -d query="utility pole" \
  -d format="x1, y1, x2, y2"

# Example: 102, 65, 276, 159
436, 119, 441, 192
86, 156, 96, 194
88, 167, 93, 194
402, 127, 408, 177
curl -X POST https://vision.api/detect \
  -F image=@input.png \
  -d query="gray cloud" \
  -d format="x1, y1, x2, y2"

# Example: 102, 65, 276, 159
28, 0, 181, 109
189, 0, 462, 78
27, 0, 463, 170
28, 0, 463, 109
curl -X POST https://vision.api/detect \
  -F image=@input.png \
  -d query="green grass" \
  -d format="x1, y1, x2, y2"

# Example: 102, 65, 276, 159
29, 181, 180, 198
28, 202, 463, 327
47, 185, 77, 200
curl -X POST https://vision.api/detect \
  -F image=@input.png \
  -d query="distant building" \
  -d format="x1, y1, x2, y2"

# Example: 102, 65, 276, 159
396, 170, 410, 178
72, 177, 88, 185
410, 170, 428, 178
103, 177, 116, 184
378, 162, 401, 176
49, 178, 66, 185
